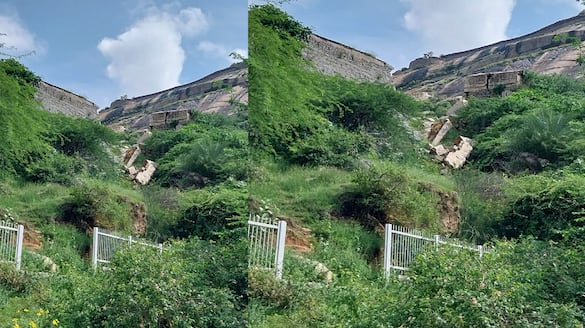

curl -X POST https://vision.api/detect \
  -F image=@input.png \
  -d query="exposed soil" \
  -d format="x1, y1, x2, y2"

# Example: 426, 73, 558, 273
422, 183, 461, 234
22, 223, 42, 250
279, 217, 312, 253
128, 198, 147, 236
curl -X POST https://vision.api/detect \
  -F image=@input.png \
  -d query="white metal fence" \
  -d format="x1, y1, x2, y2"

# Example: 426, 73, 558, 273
0, 220, 24, 270
92, 227, 163, 270
248, 214, 287, 279
384, 223, 485, 278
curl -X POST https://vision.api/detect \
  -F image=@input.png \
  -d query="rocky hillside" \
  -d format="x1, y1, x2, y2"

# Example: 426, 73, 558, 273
394, 12, 585, 99
98, 62, 248, 130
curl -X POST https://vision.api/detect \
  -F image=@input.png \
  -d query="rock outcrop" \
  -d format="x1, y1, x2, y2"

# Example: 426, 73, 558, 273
393, 13, 585, 99
99, 62, 248, 130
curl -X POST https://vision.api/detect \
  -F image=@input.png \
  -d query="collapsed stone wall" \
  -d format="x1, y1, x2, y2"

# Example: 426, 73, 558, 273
35, 81, 98, 119
303, 34, 393, 83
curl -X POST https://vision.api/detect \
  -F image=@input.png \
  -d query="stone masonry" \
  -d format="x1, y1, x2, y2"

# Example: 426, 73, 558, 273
464, 70, 523, 97
35, 81, 98, 118
303, 34, 393, 83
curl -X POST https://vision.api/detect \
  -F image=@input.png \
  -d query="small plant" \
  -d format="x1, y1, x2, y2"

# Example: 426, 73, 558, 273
10, 308, 60, 328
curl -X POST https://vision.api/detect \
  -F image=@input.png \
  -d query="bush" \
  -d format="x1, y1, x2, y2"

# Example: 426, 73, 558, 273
390, 240, 585, 326
144, 118, 248, 188
288, 127, 373, 168
171, 187, 247, 240
142, 186, 183, 242
0, 61, 50, 176
58, 239, 247, 327
0, 263, 32, 293
338, 162, 439, 230
24, 152, 85, 185
455, 169, 508, 243
58, 179, 137, 233
495, 173, 585, 241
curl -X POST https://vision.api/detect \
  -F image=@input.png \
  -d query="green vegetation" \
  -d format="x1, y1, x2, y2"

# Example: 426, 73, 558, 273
0, 58, 248, 325
249, 4, 585, 326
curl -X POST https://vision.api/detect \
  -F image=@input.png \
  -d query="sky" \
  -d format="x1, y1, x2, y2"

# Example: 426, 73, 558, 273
2, 1, 583, 109
267, 0, 584, 71
0, 0, 247, 108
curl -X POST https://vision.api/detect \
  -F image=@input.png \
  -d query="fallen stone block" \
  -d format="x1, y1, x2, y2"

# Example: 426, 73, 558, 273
430, 144, 450, 156
135, 160, 156, 185
431, 119, 452, 145
444, 136, 473, 169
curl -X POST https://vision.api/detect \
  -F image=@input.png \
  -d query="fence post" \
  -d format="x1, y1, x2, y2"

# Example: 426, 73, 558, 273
92, 227, 99, 271
384, 224, 392, 279
478, 245, 483, 258
434, 234, 440, 251
15, 225, 24, 271
274, 220, 287, 279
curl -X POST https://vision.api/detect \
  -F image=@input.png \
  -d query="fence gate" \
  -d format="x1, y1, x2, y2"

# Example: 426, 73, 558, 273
384, 223, 484, 278
248, 214, 287, 279
0, 221, 24, 270
92, 227, 163, 270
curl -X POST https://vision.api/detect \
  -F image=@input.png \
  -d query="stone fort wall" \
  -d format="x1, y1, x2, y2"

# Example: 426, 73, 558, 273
35, 81, 98, 119
302, 34, 393, 83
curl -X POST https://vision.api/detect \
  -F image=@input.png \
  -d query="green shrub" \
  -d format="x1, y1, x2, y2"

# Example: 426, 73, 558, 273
455, 169, 508, 243
58, 179, 136, 233
496, 173, 585, 241
24, 152, 85, 185
0, 263, 31, 293
249, 269, 293, 307
144, 117, 248, 188
289, 127, 373, 168
56, 238, 247, 327
171, 186, 247, 240
250, 4, 311, 42
338, 162, 439, 229
142, 186, 183, 242
0, 58, 40, 87
390, 240, 584, 327
0, 61, 50, 176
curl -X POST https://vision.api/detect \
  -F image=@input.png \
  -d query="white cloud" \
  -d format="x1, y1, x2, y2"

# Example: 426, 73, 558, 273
197, 41, 247, 63
175, 8, 208, 36
402, 0, 516, 55
98, 6, 208, 97
0, 14, 44, 56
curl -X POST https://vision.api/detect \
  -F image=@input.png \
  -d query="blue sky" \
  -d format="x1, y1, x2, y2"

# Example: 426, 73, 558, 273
270, 0, 584, 70
0, 0, 247, 108
2, 1, 583, 109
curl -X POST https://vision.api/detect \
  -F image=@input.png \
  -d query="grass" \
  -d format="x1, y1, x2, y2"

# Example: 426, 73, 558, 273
0, 180, 69, 225
250, 163, 353, 221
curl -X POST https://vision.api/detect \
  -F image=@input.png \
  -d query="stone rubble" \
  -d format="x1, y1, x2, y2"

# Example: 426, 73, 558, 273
429, 136, 474, 169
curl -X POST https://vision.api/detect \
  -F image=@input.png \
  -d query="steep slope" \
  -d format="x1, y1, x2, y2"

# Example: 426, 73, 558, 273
99, 62, 248, 130
394, 12, 585, 98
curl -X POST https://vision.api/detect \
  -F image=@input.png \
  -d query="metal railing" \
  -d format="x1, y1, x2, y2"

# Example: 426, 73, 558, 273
384, 223, 485, 278
248, 214, 287, 279
92, 227, 163, 270
0, 220, 24, 270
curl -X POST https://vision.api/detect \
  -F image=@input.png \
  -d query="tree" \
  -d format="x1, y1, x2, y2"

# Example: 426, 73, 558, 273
0, 33, 35, 58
